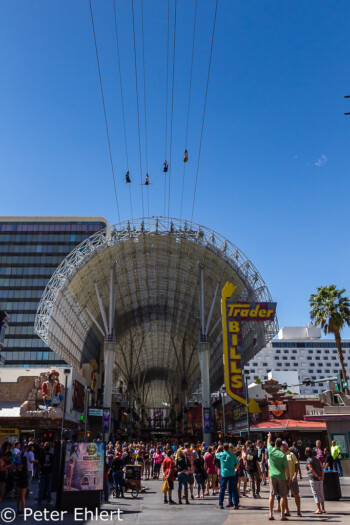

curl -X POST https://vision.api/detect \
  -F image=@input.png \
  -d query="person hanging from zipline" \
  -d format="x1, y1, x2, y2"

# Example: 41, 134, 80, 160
183, 149, 189, 163
141, 174, 152, 186
163, 161, 168, 173
125, 171, 131, 183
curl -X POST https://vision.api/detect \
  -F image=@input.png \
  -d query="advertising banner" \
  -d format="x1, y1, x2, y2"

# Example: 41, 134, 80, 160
203, 408, 211, 433
102, 410, 110, 433
63, 442, 104, 492
221, 282, 276, 409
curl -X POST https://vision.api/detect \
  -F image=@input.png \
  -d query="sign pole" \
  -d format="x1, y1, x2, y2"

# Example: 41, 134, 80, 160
84, 386, 90, 440
245, 373, 250, 440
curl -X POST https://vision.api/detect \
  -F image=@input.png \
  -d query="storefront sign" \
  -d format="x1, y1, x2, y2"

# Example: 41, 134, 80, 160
88, 408, 103, 416
262, 379, 282, 394
0, 428, 19, 436
268, 400, 287, 417
233, 405, 246, 421
63, 442, 104, 491
221, 282, 276, 412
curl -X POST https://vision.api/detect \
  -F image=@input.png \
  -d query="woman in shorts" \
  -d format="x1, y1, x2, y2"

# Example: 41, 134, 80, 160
204, 446, 217, 495
236, 450, 248, 497
153, 447, 163, 479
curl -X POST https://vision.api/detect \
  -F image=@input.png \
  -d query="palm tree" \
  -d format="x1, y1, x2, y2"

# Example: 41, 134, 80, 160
309, 285, 350, 395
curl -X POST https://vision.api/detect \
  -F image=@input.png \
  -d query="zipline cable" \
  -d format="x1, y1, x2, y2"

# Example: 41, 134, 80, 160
141, 0, 150, 217
167, 0, 177, 218
180, 0, 198, 219
89, 0, 121, 222
190, 0, 219, 224
164, 0, 170, 217
112, 0, 133, 220
131, 0, 145, 217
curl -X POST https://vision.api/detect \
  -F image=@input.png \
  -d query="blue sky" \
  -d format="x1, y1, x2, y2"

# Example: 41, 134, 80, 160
1, 0, 350, 337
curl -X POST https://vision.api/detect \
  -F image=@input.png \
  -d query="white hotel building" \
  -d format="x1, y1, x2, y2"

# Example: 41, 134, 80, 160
246, 325, 350, 395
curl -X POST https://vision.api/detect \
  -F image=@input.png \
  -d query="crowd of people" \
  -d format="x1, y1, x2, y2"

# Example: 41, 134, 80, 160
105, 434, 342, 519
0, 434, 343, 519
0, 440, 54, 515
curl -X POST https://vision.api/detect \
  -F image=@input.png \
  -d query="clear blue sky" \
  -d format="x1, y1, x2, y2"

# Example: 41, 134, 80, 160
1, 1, 350, 336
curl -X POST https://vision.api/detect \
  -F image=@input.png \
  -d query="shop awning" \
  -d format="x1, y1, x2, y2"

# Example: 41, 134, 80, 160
0, 402, 22, 418
250, 419, 326, 432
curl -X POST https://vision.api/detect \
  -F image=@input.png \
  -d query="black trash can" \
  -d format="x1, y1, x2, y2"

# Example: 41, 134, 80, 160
323, 470, 342, 501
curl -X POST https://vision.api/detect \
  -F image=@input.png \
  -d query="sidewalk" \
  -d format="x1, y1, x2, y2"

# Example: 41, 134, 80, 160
0, 476, 349, 524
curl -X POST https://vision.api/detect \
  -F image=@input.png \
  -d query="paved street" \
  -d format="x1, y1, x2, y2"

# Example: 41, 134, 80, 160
1, 474, 349, 525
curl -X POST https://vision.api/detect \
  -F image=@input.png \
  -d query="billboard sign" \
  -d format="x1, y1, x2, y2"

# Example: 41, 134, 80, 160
63, 442, 104, 492
221, 282, 276, 409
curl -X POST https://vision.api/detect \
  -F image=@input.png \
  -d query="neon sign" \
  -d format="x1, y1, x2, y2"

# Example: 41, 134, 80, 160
221, 282, 276, 410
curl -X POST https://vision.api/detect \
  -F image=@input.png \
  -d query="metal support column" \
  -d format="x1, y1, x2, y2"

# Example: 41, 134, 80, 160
198, 263, 212, 444
198, 341, 211, 444
103, 340, 115, 440
108, 264, 115, 337
128, 382, 134, 442
94, 282, 109, 335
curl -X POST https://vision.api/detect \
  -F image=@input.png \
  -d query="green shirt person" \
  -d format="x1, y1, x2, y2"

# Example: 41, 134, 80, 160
267, 442, 288, 479
331, 440, 343, 476
267, 433, 290, 522
331, 442, 341, 459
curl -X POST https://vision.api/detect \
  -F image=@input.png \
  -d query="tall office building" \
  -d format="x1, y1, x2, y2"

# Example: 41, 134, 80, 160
0, 217, 108, 367
246, 325, 350, 395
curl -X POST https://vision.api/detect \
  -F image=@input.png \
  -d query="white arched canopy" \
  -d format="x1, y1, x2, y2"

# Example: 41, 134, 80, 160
35, 217, 277, 408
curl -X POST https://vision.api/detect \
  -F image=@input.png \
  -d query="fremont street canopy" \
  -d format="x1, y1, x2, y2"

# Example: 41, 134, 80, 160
35, 217, 277, 408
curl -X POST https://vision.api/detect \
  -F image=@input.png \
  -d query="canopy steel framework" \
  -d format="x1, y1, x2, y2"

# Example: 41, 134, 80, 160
35, 217, 278, 414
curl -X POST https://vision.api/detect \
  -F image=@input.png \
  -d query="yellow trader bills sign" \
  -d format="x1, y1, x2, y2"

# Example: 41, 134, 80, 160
221, 282, 276, 411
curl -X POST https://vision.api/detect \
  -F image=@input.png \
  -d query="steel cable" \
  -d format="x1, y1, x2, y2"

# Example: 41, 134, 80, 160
112, 0, 133, 220
180, 0, 198, 219
141, 0, 150, 217
89, 0, 121, 221
164, 0, 170, 217
131, 0, 145, 217
167, 0, 177, 218
190, 0, 219, 224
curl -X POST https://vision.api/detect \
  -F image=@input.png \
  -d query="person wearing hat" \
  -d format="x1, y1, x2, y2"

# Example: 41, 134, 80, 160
41, 370, 64, 409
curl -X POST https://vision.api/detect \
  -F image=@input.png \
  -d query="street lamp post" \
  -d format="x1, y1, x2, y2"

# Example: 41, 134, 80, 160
84, 385, 91, 440
220, 386, 226, 441
244, 369, 250, 440
61, 368, 71, 440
